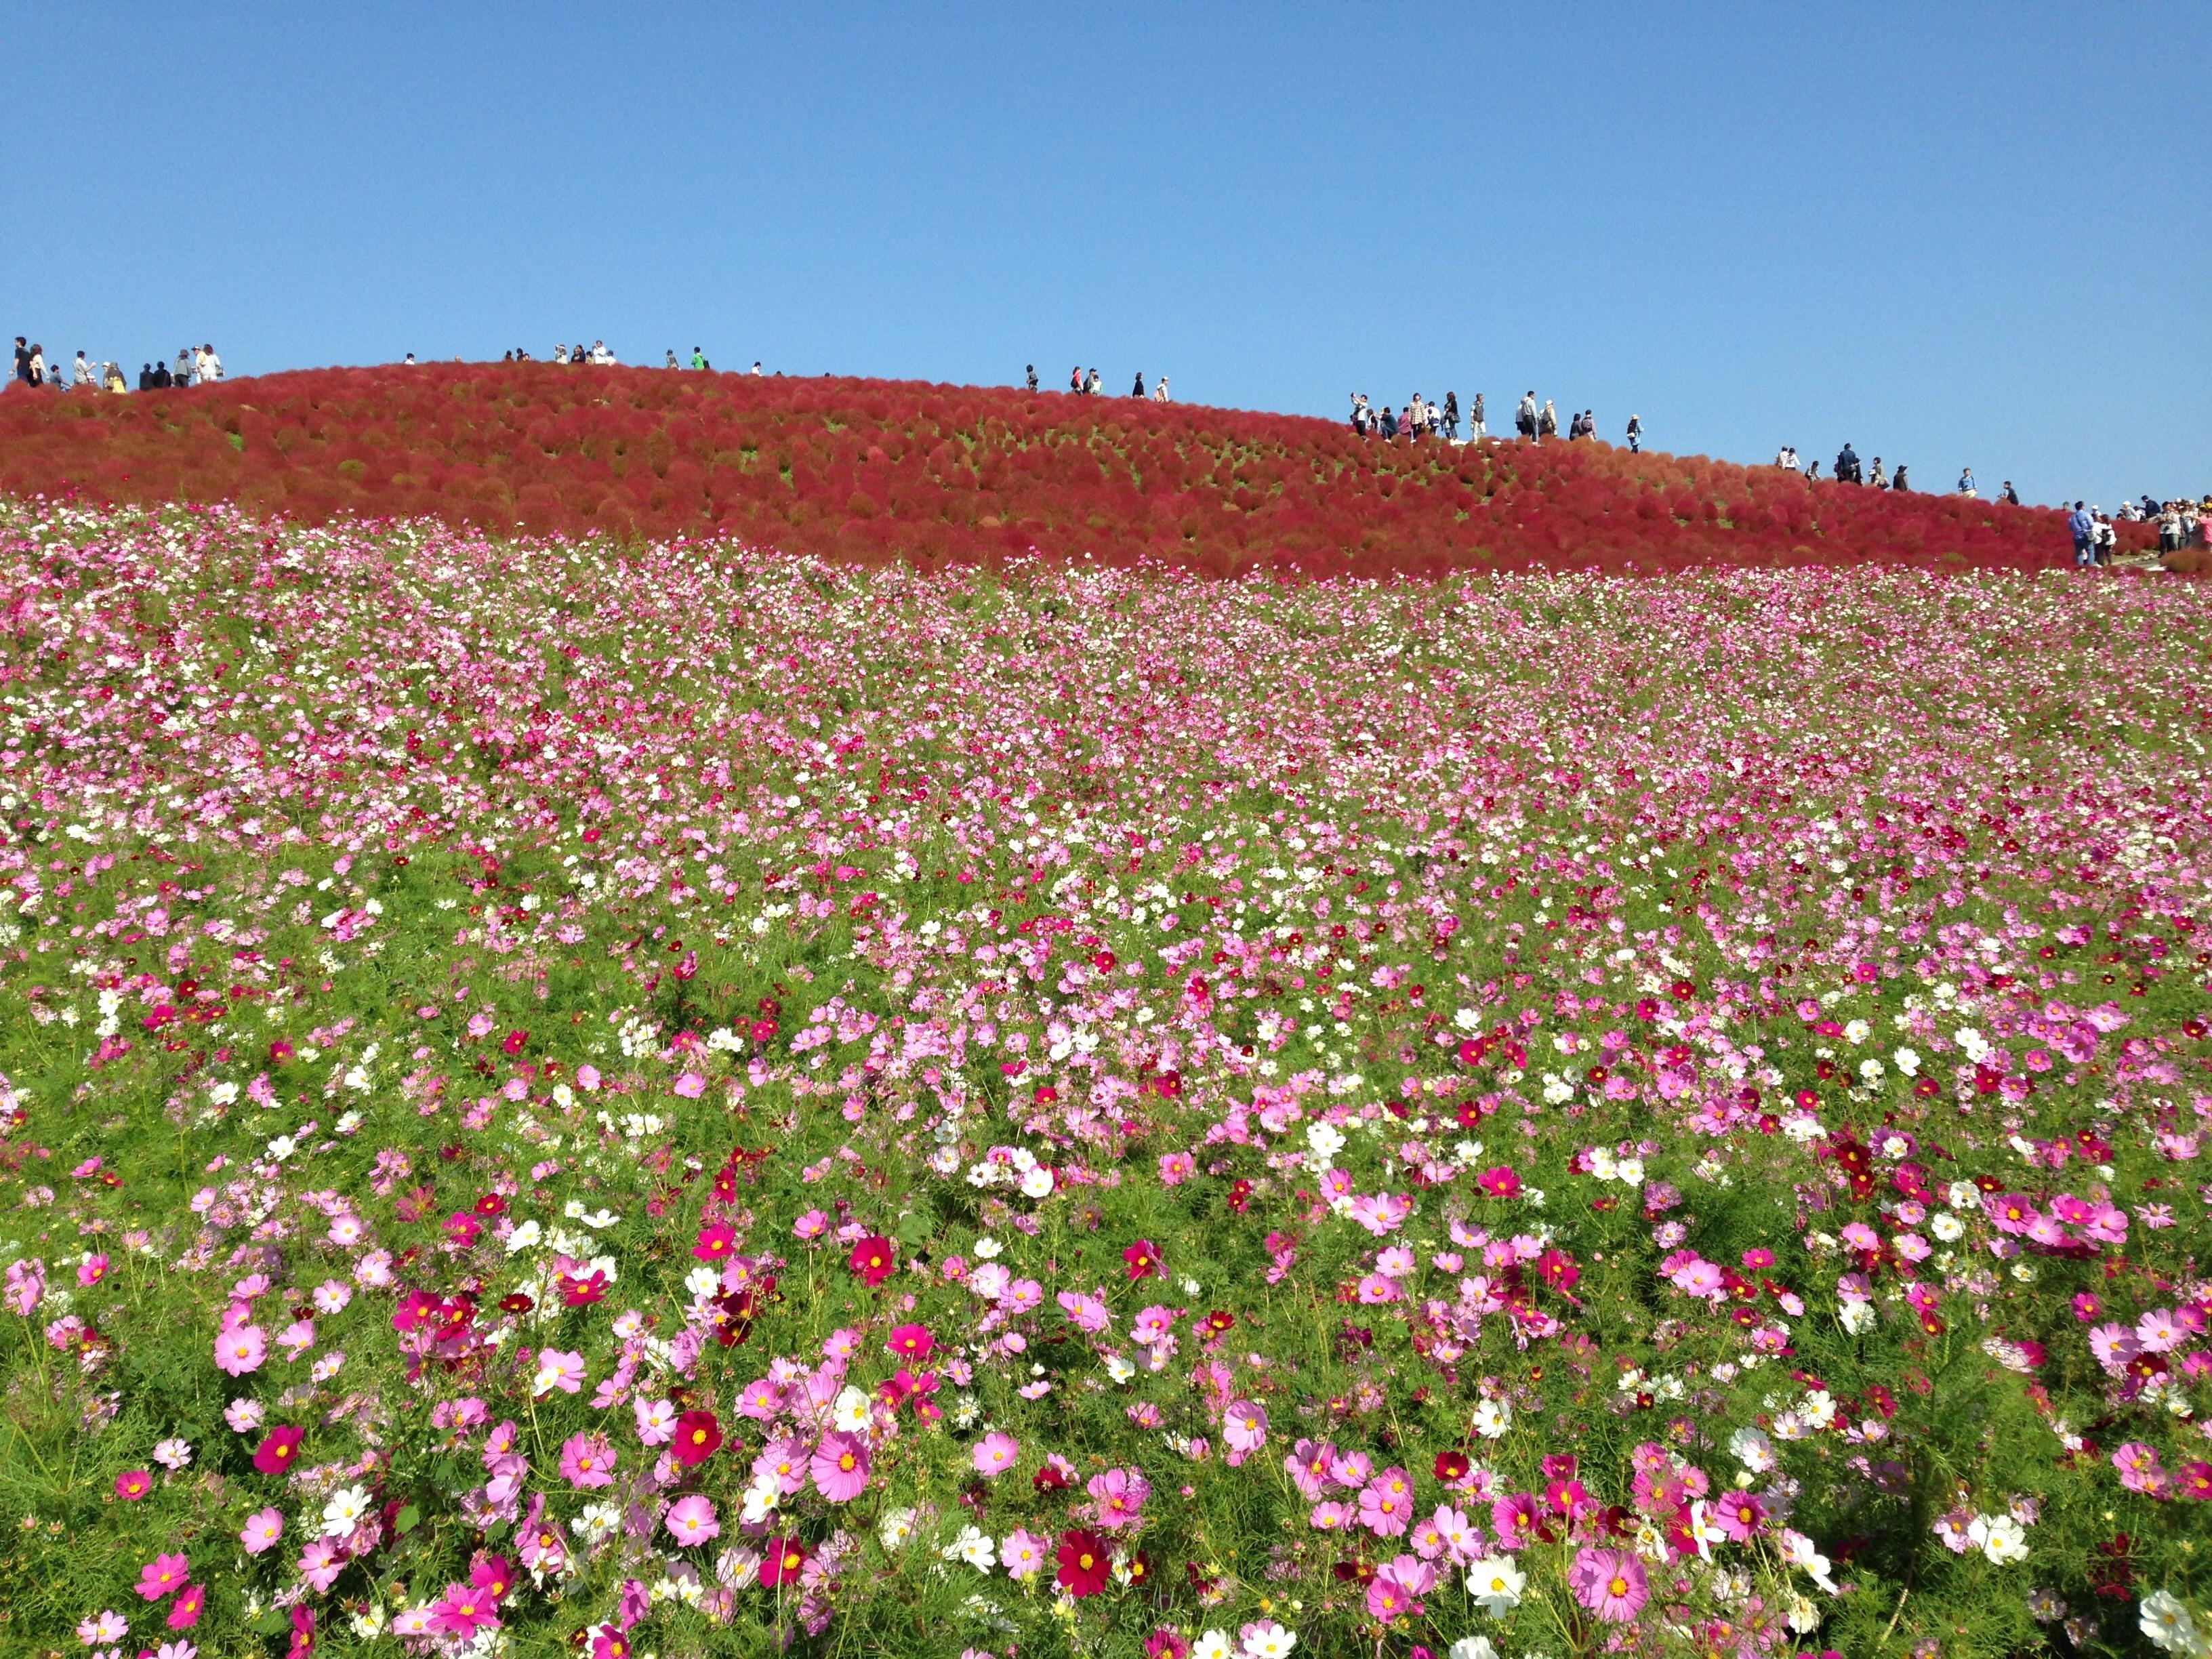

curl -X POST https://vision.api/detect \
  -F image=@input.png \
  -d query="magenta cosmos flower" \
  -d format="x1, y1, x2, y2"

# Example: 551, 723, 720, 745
811, 1431, 871, 1501
1568, 1546, 1649, 1622
136, 1551, 190, 1600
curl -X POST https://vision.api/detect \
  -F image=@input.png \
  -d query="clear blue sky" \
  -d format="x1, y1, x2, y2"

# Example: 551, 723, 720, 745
3, 4, 2205, 506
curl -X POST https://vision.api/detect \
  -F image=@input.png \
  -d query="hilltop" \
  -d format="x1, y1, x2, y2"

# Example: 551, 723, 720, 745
0, 363, 2125, 573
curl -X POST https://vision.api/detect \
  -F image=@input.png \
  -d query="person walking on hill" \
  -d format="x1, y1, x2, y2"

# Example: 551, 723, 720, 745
1025, 364, 1038, 392
1836, 443, 1860, 483
1086, 367, 1102, 396
1469, 392, 1486, 438
693, 347, 709, 369
1626, 413, 1642, 453
1892, 464, 1910, 492
73, 350, 92, 388
2067, 500, 2094, 567
1442, 391, 1459, 441
1956, 467, 1976, 497
201, 344, 223, 382
1132, 371, 1145, 397
1515, 391, 1537, 439
1538, 399, 1558, 439
11, 337, 28, 385
1151, 377, 1170, 403
1069, 365, 1082, 393
173, 347, 192, 385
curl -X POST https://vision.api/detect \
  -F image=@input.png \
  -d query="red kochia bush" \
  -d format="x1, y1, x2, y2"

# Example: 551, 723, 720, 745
0, 365, 2145, 575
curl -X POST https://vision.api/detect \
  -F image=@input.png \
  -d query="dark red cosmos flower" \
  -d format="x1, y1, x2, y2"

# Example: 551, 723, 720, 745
474, 1192, 506, 1216
1434, 1449, 1470, 1483
1056, 1528, 1111, 1596
253, 1425, 305, 1474
557, 1270, 607, 1307
672, 1409, 722, 1466
848, 1235, 896, 1286
1033, 1460, 1071, 1494
759, 1536, 808, 1586
268, 1038, 295, 1063
1122, 1239, 1160, 1280
501, 1029, 528, 1056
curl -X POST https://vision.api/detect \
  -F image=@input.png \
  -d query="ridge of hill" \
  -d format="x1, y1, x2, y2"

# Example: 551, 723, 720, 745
0, 363, 2131, 573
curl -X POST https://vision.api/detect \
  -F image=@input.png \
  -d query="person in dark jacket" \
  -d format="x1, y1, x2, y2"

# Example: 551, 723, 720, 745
137, 363, 152, 390
1837, 443, 1860, 483
1892, 464, 1909, 492
12, 337, 29, 384
1442, 391, 1458, 441
2001, 481, 2020, 506
1132, 371, 1145, 397
1380, 405, 1399, 439
1625, 413, 1642, 453
1025, 365, 1038, 392
151, 360, 172, 388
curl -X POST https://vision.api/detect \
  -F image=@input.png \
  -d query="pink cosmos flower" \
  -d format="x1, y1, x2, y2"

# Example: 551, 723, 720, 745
665, 1494, 720, 1546
973, 1431, 1021, 1477
214, 1322, 267, 1376
737, 1376, 785, 1420
1223, 1399, 1269, 1457
2136, 1308, 2185, 1353
1057, 1289, 1113, 1333
1360, 1470, 1414, 1536
2088, 1323, 2140, 1373
240, 1507, 285, 1553
165, 1584, 205, 1630
430, 1581, 500, 1637
1088, 1465, 1151, 1529
1158, 1151, 1195, 1185
1568, 1545, 1650, 1622
136, 1551, 190, 1600
298, 1537, 346, 1592
115, 1469, 153, 1500
559, 1431, 617, 1488
811, 1431, 872, 1501
987, 1527, 1043, 1578
1712, 1490, 1765, 1540
2113, 1441, 2166, 1496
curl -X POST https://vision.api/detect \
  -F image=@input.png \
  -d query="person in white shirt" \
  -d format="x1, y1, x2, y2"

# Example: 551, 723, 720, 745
73, 351, 92, 386
1151, 376, 1170, 403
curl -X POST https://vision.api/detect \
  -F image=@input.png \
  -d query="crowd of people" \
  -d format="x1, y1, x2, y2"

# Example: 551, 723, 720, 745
1774, 443, 1996, 503
11, 336, 222, 392
1033, 365, 1171, 401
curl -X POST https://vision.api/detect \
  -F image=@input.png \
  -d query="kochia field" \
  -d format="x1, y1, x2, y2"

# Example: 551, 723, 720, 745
1, 498, 2209, 1659
0, 365, 2146, 575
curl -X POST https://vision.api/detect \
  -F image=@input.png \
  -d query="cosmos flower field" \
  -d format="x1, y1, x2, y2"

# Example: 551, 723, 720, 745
2, 498, 2210, 1659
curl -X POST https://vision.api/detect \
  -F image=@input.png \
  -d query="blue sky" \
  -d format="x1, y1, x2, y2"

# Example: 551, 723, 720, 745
1, 3, 2204, 506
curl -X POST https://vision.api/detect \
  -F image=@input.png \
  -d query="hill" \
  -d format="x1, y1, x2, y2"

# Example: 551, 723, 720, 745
0, 363, 2131, 573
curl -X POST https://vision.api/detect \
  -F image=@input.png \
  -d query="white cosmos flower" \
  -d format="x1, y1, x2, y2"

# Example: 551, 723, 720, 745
1467, 1555, 1524, 1616
321, 1484, 372, 1537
